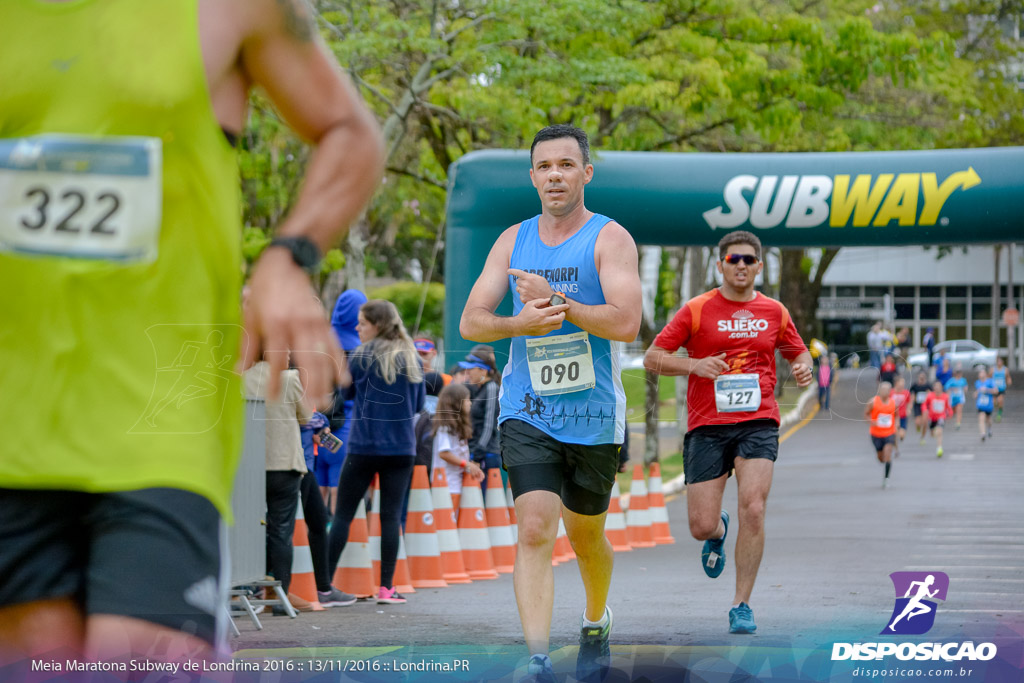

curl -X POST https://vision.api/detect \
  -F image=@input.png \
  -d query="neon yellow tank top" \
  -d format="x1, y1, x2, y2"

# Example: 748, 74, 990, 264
0, 0, 243, 516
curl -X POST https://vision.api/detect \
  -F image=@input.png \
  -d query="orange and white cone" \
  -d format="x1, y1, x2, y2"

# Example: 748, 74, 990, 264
290, 491, 325, 610
333, 498, 374, 598
505, 484, 518, 544
553, 515, 576, 564
483, 468, 515, 573
457, 473, 498, 580
405, 465, 448, 588
391, 534, 416, 594
626, 464, 655, 548
648, 462, 675, 545
604, 480, 632, 552
431, 467, 471, 584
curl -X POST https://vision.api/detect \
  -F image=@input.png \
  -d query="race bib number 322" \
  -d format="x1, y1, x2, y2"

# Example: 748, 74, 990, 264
0, 135, 162, 262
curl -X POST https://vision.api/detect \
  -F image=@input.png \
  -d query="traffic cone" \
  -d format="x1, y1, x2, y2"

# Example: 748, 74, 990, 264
290, 491, 325, 610
604, 480, 632, 552
626, 464, 655, 548
334, 498, 374, 598
431, 467, 471, 584
391, 534, 416, 594
553, 515, 575, 564
483, 468, 515, 573
457, 473, 498, 580
505, 485, 518, 543
648, 462, 675, 545
405, 465, 448, 588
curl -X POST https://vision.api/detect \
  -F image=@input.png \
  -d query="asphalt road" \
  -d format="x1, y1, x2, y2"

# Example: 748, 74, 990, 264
232, 370, 1023, 681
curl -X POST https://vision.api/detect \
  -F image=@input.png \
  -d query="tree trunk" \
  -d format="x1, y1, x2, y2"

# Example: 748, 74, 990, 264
343, 219, 370, 293
778, 248, 841, 342
640, 315, 659, 465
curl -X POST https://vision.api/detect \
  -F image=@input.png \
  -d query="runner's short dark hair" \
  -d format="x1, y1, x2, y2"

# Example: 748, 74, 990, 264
530, 124, 590, 166
717, 230, 762, 261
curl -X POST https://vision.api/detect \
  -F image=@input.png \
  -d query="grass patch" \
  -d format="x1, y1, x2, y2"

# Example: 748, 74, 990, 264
621, 369, 677, 423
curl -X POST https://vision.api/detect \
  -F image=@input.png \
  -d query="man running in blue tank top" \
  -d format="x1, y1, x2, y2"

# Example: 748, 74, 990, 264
461, 125, 642, 683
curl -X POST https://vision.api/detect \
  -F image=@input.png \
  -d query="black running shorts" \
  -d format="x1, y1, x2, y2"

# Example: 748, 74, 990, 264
500, 419, 621, 516
0, 487, 226, 646
871, 434, 896, 452
683, 419, 779, 485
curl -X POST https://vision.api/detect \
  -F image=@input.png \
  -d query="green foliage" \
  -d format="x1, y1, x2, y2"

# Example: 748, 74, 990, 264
368, 281, 446, 338
235, 0, 1022, 305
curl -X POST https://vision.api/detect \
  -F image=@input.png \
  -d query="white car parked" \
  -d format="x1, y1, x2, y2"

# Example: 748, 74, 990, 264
907, 339, 999, 371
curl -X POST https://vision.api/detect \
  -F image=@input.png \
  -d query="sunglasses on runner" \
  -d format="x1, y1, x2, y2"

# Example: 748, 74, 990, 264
724, 253, 759, 265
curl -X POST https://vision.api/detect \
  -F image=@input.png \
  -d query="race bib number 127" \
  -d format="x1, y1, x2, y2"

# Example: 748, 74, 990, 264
0, 135, 162, 263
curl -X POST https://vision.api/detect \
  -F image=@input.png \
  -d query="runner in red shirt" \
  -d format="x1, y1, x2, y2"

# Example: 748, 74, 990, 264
644, 231, 812, 635
924, 380, 953, 458
891, 375, 911, 456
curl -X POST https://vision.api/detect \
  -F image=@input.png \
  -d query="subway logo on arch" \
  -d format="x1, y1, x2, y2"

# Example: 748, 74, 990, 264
702, 168, 981, 230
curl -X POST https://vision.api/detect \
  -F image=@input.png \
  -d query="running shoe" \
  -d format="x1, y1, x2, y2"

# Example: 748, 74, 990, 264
919, 438, 926, 445
955, 423, 961, 431
523, 654, 557, 683
701, 510, 729, 579
936, 447, 943, 458
995, 412, 1002, 423
376, 586, 407, 604
882, 478, 889, 490
981, 435, 986, 442
318, 587, 357, 607
729, 602, 757, 634
576, 607, 613, 683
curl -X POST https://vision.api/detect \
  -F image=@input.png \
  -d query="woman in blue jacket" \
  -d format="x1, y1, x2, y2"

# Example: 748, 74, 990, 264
327, 300, 425, 604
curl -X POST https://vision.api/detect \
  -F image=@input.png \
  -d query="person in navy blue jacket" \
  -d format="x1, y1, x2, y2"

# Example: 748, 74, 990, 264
326, 299, 425, 604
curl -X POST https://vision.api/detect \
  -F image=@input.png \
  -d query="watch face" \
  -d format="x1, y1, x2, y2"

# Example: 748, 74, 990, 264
549, 293, 566, 306
293, 239, 320, 269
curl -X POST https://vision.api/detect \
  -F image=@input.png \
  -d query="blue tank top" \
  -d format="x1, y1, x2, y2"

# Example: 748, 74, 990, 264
498, 214, 626, 445
992, 367, 1007, 391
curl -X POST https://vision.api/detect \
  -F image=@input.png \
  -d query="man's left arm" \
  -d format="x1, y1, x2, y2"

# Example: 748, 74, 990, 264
508, 223, 641, 342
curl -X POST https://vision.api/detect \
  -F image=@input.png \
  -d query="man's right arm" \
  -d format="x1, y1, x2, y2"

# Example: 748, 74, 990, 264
460, 226, 569, 342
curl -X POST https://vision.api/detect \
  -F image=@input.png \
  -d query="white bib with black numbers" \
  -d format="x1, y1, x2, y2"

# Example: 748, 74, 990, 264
0, 135, 162, 263
714, 373, 762, 413
526, 331, 596, 396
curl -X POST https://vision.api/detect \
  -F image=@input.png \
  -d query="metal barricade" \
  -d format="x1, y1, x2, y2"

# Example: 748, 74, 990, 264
228, 398, 266, 586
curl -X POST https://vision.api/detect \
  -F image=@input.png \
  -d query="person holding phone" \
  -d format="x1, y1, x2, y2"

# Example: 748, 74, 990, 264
644, 230, 813, 635
460, 124, 642, 683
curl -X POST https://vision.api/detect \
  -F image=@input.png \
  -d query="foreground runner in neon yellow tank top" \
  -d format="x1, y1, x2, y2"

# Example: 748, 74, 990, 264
0, 0, 383, 665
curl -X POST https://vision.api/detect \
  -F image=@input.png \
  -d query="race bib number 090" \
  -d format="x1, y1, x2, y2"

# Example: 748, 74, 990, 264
526, 331, 596, 397
0, 135, 162, 262
714, 373, 762, 413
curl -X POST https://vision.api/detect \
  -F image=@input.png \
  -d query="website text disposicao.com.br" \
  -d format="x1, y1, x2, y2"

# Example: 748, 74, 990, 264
851, 665, 978, 678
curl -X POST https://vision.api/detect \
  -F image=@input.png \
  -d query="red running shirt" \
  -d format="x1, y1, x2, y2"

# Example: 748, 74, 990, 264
924, 391, 952, 421
653, 290, 808, 431
891, 389, 911, 419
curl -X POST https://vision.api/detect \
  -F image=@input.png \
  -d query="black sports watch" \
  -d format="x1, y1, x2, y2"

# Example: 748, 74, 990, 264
267, 236, 322, 274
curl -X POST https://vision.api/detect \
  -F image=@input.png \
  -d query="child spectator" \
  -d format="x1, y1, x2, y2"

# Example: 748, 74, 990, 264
431, 383, 484, 512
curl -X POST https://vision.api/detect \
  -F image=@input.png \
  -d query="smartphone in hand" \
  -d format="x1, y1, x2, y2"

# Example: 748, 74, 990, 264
320, 431, 343, 453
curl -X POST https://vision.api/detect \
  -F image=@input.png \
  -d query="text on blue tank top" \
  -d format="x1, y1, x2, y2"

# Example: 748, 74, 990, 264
498, 214, 626, 446
993, 368, 1006, 390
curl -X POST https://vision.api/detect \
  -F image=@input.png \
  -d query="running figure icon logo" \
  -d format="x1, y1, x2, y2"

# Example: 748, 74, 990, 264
882, 571, 949, 635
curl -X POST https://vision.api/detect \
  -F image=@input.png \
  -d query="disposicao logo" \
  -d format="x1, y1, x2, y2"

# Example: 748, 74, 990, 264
702, 168, 981, 230
883, 571, 948, 635
831, 571, 998, 663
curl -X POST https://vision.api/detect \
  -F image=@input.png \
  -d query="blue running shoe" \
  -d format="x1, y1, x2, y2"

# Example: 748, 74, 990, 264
701, 510, 729, 578
729, 602, 757, 634
576, 606, 612, 683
